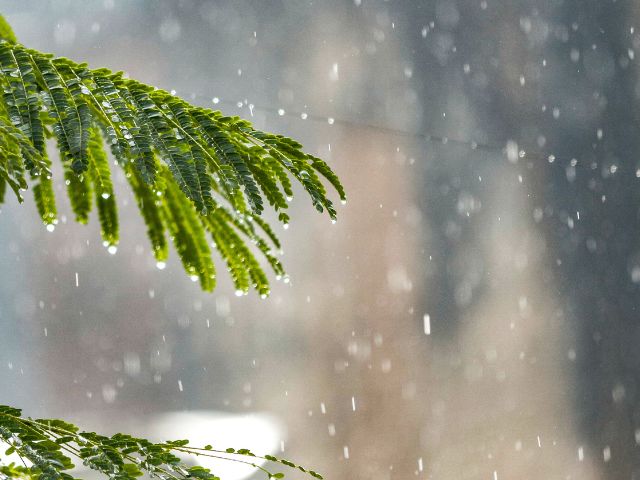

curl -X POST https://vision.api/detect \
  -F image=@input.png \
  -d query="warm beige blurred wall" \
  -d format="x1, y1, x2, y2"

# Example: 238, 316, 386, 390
269, 3, 601, 479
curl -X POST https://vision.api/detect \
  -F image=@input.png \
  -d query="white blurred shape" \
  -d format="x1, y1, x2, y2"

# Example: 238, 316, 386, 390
149, 410, 283, 480
51, 410, 283, 480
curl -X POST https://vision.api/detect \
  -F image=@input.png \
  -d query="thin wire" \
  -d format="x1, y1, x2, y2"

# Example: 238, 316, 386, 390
184, 91, 549, 161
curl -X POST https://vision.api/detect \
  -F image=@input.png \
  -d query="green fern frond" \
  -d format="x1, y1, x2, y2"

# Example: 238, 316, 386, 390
162, 169, 216, 291
64, 169, 92, 224
0, 35, 345, 293
32, 159, 57, 228
0, 405, 323, 480
0, 116, 47, 200
32, 55, 90, 173
127, 166, 169, 263
87, 127, 118, 246
0, 14, 15, 45
0, 45, 45, 162
89, 69, 154, 173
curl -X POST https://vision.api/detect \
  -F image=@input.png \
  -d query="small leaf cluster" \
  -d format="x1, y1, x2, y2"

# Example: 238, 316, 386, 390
0, 405, 322, 480
0, 37, 345, 294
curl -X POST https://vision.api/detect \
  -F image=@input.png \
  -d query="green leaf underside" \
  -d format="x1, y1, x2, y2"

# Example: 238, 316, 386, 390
0, 405, 323, 480
0, 40, 345, 293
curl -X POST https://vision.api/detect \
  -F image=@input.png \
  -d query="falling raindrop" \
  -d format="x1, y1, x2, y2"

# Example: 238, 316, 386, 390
329, 62, 339, 81
102, 384, 117, 403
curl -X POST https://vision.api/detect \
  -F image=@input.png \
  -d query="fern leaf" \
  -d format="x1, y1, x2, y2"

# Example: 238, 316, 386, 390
87, 127, 118, 246
162, 170, 216, 291
193, 111, 263, 213
0, 118, 48, 175
0, 120, 30, 200
190, 109, 239, 192
0, 155, 24, 200
251, 214, 282, 250
217, 207, 285, 278
242, 128, 337, 217
0, 44, 45, 166
246, 151, 288, 212
33, 175, 57, 227
124, 81, 203, 209
264, 153, 294, 200
159, 94, 215, 213
91, 70, 157, 180
0, 39, 345, 294
205, 212, 251, 293
127, 166, 168, 262
53, 61, 92, 173
65, 169, 92, 223
0, 15, 16, 44
216, 217, 270, 296
31, 54, 89, 172
309, 154, 346, 202
32, 151, 56, 227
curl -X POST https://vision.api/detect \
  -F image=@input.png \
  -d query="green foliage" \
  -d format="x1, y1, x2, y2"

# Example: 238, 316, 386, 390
0, 14, 15, 44
0, 405, 322, 480
0, 14, 341, 480
0, 35, 345, 294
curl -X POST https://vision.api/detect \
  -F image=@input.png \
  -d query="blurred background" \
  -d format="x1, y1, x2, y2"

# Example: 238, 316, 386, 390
1, 0, 640, 478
